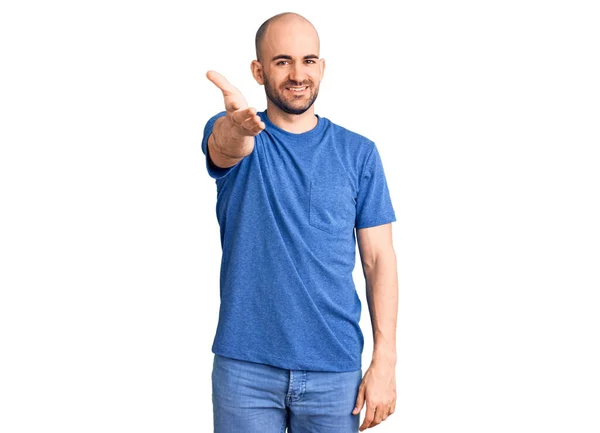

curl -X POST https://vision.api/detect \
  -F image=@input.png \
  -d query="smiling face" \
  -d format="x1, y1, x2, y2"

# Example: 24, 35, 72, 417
252, 15, 325, 115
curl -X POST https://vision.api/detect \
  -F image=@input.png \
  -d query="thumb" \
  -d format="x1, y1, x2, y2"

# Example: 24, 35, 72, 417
352, 385, 365, 415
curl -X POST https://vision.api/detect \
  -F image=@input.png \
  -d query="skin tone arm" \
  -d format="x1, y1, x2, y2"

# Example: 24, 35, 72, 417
359, 223, 398, 363
205, 70, 265, 168
353, 222, 398, 431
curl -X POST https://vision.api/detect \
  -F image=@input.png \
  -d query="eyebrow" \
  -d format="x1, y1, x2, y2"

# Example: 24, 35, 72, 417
271, 54, 319, 62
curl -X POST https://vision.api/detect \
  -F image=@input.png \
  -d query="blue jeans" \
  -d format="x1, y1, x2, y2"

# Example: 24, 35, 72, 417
212, 353, 363, 432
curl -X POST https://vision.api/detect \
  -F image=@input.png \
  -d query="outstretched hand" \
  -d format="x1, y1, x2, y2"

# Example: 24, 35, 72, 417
206, 70, 265, 138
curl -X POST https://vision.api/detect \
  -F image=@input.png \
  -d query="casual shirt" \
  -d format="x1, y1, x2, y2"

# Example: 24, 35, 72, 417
201, 109, 396, 372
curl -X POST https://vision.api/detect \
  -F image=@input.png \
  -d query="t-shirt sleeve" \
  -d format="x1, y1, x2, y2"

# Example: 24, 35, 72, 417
355, 143, 397, 229
201, 110, 239, 179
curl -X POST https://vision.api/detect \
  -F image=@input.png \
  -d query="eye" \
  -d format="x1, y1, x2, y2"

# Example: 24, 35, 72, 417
276, 59, 317, 66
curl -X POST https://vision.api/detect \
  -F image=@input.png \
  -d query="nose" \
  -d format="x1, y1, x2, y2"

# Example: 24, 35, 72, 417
288, 62, 307, 85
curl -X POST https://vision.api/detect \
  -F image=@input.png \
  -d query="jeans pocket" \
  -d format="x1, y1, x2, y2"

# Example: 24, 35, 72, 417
309, 181, 356, 234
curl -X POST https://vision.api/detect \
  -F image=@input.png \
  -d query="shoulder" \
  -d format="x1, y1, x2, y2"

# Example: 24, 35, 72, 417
324, 116, 375, 155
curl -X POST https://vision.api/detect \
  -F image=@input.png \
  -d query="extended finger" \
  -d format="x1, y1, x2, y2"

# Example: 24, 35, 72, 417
240, 115, 264, 132
206, 70, 239, 96
224, 98, 243, 113
231, 107, 256, 125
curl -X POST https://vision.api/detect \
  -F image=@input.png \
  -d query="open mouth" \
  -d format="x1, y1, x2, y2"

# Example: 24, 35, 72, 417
286, 86, 308, 92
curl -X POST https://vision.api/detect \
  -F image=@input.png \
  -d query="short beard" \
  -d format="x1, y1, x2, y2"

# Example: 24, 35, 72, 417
264, 76, 319, 115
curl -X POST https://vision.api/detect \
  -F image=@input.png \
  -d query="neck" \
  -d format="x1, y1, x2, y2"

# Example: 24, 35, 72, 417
265, 102, 318, 134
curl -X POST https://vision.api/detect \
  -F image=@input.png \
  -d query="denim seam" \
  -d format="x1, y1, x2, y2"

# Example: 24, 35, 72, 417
279, 412, 287, 433
286, 371, 294, 404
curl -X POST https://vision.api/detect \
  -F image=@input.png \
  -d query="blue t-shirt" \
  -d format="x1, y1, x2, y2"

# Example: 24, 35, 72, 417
201, 109, 396, 372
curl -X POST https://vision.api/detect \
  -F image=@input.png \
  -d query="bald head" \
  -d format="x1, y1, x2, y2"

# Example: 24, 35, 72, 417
250, 12, 325, 117
255, 12, 320, 64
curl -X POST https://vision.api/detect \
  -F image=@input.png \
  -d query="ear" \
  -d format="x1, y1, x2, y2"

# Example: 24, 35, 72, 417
320, 58, 326, 81
250, 60, 265, 85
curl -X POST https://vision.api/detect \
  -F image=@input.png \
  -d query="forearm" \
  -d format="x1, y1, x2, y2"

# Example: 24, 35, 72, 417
364, 249, 398, 364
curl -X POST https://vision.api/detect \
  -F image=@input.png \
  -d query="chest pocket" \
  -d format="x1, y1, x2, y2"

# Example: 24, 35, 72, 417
309, 181, 356, 234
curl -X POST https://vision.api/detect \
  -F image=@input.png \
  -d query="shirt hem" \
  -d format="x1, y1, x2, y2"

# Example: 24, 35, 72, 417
355, 215, 397, 229
211, 345, 362, 373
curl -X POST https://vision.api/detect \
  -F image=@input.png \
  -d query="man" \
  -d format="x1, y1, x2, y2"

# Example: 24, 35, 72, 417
202, 12, 398, 432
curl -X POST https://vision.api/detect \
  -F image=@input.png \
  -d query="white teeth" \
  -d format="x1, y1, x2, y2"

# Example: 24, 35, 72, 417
288, 86, 306, 91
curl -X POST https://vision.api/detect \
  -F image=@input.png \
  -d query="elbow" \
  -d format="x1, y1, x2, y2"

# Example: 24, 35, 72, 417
362, 247, 396, 277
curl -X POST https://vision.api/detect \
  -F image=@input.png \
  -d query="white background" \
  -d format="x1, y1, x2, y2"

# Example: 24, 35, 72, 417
1, 1, 599, 432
